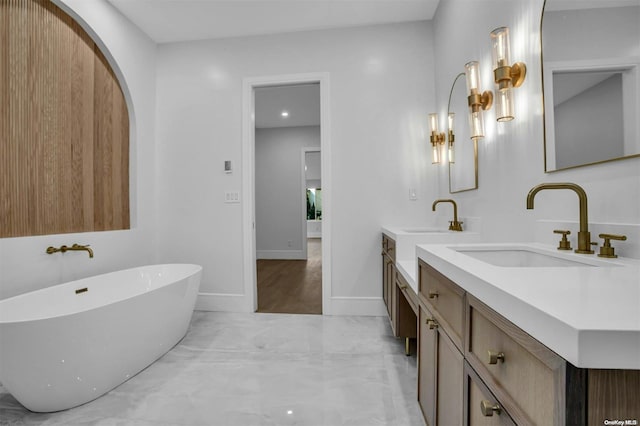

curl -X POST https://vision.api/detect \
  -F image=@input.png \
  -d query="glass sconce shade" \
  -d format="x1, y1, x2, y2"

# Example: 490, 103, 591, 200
464, 61, 493, 140
490, 27, 526, 122
447, 113, 455, 163
496, 86, 514, 122
429, 113, 445, 164
491, 27, 511, 69
429, 113, 440, 134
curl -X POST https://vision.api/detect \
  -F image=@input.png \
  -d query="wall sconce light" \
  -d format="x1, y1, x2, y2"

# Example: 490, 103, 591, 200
429, 113, 445, 164
490, 26, 526, 122
447, 113, 455, 164
465, 61, 493, 140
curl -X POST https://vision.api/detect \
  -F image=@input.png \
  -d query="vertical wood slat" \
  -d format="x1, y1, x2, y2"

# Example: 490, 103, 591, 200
0, 0, 129, 238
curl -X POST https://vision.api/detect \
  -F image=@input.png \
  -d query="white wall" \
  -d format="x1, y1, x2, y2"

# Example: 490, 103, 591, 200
255, 126, 320, 258
0, 0, 158, 299
155, 21, 436, 313
432, 1, 640, 253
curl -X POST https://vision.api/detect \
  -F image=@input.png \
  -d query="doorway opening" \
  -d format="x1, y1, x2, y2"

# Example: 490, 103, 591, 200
242, 74, 330, 315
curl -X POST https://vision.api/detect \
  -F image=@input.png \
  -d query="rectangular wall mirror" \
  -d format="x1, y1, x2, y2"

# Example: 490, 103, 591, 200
541, 0, 640, 172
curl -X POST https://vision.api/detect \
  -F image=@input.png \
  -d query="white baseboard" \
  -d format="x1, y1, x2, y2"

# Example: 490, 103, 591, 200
329, 296, 386, 316
195, 293, 251, 312
195, 294, 385, 316
257, 250, 306, 260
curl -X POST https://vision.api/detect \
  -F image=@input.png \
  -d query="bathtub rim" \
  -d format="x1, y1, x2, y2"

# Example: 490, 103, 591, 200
0, 263, 202, 324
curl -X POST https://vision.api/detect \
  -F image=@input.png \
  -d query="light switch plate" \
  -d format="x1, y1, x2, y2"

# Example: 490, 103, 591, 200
224, 191, 240, 203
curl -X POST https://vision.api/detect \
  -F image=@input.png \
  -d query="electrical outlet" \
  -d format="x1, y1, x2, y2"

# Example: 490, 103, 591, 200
409, 188, 417, 200
224, 191, 240, 203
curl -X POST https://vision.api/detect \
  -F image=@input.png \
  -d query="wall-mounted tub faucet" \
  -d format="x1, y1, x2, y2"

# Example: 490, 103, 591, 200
46, 244, 94, 258
432, 199, 463, 231
526, 182, 593, 254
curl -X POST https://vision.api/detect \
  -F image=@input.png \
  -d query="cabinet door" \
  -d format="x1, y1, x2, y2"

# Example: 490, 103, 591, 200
382, 253, 391, 314
436, 324, 464, 425
419, 305, 464, 426
419, 306, 437, 426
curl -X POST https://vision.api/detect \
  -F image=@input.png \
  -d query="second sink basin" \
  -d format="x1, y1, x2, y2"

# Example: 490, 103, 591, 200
454, 246, 611, 267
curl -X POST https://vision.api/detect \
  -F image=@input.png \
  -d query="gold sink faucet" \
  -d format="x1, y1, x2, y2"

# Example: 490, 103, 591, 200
46, 244, 94, 258
526, 183, 593, 254
432, 199, 463, 231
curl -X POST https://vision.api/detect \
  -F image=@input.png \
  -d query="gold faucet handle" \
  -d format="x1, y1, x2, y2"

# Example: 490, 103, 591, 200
448, 220, 463, 232
553, 229, 572, 250
598, 234, 627, 258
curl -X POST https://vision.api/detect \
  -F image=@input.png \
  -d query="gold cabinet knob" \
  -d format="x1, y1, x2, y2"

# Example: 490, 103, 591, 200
553, 229, 572, 250
480, 400, 502, 417
598, 233, 627, 258
428, 291, 439, 299
426, 318, 438, 329
399, 284, 407, 290
487, 350, 505, 364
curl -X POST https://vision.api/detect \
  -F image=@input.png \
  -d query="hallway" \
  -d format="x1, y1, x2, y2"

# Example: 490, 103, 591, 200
257, 238, 322, 314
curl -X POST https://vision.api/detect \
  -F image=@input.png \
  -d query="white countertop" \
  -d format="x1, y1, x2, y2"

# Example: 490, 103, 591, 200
417, 242, 640, 369
381, 226, 481, 294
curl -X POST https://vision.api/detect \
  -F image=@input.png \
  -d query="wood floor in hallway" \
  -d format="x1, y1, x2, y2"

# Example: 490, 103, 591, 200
257, 238, 322, 314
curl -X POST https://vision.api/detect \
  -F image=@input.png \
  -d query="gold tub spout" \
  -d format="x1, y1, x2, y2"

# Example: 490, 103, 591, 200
526, 183, 593, 254
46, 244, 94, 258
432, 199, 463, 231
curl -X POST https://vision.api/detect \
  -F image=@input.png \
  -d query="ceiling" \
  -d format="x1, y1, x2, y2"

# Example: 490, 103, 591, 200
255, 84, 320, 129
106, 0, 440, 43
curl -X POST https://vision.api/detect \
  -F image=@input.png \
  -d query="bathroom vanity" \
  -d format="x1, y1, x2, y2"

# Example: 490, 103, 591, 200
416, 243, 640, 426
382, 227, 481, 352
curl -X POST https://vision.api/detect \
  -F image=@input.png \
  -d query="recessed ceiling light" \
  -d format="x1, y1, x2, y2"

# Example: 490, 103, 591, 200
281, 111, 289, 117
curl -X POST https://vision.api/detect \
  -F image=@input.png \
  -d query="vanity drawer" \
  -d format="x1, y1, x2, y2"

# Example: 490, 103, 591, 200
419, 260, 465, 351
466, 295, 566, 426
397, 271, 418, 315
465, 362, 515, 426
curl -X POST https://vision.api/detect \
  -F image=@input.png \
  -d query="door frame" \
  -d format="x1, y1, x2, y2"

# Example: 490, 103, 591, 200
302, 146, 321, 251
242, 72, 332, 314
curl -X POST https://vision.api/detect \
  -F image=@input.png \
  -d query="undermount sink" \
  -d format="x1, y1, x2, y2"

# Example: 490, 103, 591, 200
401, 228, 449, 234
455, 247, 604, 268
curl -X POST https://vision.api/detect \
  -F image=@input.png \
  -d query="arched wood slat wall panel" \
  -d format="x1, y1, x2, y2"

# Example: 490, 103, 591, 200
0, 0, 129, 238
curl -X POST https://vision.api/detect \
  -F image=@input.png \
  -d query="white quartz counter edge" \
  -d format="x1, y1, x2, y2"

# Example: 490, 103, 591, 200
396, 260, 418, 295
416, 243, 640, 370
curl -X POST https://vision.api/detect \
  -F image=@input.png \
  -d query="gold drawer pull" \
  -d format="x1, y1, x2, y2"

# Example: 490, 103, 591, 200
487, 350, 505, 364
399, 284, 408, 290
480, 400, 501, 417
428, 291, 439, 299
426, 318, 438, 329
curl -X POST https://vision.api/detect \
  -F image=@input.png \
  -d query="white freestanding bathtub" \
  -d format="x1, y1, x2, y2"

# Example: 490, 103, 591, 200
0, 264, 202, 412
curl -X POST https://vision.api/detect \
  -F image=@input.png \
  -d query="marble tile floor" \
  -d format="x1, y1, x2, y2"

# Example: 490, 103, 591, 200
0, 312, 425, 426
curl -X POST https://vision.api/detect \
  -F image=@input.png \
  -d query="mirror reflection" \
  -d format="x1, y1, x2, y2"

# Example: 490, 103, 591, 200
541, 0, 640, 171
448, 72, 478, 193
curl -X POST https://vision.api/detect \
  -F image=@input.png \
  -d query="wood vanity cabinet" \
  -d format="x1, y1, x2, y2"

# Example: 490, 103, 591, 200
417, 259, 640, 426
418, 262, 465, 426
395, 272, 418, 339
381, 234, 396, 318
418, 303, 464, 426
381, 233, 417, 342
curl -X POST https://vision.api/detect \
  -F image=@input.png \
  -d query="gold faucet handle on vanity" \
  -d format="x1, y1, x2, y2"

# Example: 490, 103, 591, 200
448, 220, 463, 232
553, 229, 572, 250
597, 233, 627, 258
